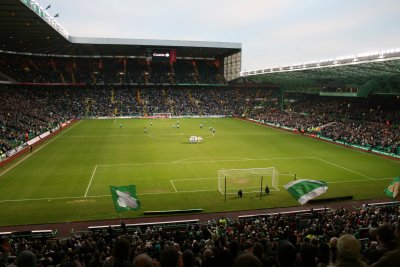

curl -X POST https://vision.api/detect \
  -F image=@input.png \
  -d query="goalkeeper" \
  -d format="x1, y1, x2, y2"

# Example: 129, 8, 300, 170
265, 185, 270, 195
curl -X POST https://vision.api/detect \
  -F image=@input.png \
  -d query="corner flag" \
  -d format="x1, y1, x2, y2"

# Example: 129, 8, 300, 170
284, 179, 328, 205
384, 177, 400, 201
110, 185, 141, 212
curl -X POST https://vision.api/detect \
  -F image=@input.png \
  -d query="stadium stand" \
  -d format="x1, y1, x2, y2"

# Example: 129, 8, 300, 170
0, 84, 279, 154
0, 202, 399, 267
249, 94, 400, 157
0, 54, 226, 86
1, 2, 400, 266
1, 84, 398, 158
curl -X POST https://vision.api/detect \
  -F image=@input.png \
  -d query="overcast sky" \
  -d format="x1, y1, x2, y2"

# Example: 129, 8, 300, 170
37, 0, 400, 71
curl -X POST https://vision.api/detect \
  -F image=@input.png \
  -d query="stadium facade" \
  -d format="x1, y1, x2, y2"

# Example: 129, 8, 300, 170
240, 48, 400, 97
0, 0, 242, 83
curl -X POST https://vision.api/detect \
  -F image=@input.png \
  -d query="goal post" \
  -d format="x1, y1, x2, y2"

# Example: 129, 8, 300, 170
218, 167, 279, 195
152, 113, 172, 119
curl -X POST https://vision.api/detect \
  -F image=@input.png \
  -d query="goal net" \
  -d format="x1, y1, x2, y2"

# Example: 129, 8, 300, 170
152, 113, 172, 119
218, 167, 279, 195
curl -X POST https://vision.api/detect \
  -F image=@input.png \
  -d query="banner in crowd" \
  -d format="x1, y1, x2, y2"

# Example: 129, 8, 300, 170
110, 185, 141, 212
284, 179, 328, 205
384, 177, 400, 201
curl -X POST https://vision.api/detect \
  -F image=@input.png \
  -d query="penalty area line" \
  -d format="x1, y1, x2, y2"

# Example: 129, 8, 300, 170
0, 194, 109, 203
0, 177, 394, 203
84, 165, 98, 197
170, 180, 178, 192
0, 120, 82, 178
0, 187, 274, 203
170, 177, 216, 182
313, 157, 374, 180
277, 176, 394, 187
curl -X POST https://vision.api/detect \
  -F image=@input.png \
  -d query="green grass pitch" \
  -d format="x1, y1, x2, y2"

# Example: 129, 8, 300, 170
0, 118, 399, 226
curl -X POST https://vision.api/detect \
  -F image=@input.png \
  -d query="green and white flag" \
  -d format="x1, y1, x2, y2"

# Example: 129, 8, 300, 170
384, 177, 400, 201
284, 179, 328, 205
110, 185, 141, 212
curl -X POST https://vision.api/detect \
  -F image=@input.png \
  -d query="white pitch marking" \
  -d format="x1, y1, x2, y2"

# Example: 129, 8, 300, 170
84, 165, 98, 197
97, 157, 316, 167
97, 156, 316, 167
173, 157, 252, 163
170, 180, 178, 192
0, 194, 109, 203
246, 119, 400, 164
0, 177, 393, 203
171, 177, 215, 181
313, 157, 374, 179
0, 120, 82, 177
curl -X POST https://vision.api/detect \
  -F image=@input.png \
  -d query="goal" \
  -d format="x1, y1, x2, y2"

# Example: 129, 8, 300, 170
218, 167, 279, 195
152, 113, 172, 119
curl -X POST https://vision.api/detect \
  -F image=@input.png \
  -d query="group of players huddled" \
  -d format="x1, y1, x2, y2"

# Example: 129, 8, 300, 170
132, 120, 216, 139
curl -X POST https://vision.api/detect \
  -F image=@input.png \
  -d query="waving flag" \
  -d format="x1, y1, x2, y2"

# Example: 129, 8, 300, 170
284, 179, 328, 205
110, 185, 141, 212
384, 177, 400, 201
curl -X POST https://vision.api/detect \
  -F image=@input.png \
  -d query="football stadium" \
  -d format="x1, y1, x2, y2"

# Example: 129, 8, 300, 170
0, 1, 400, 266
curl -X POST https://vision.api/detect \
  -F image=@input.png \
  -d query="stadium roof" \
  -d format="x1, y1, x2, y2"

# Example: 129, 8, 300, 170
0, 0, 241, 58
240, 49, 400, 90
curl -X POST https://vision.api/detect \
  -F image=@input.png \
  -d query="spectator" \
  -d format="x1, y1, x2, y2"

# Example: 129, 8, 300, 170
200, 249, 214, 267
233, 253, 262, 267
132, 253, 153, 267
317, 242, 330, 267
329, 237, 338, 264
277, 240, 297, 267
366, 224, 398, 264
159, 248, 180, 267
104, 238, 131, 267
329, 234, 366, 267
181, 249, 196, 267
87, 253, 103, 267
299, 242, 317, 267
16, 251, 36, 267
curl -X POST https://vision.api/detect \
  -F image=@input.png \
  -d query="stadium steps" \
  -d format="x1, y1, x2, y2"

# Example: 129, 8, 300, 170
86, 219, 200, 236
0, 229, 57, 240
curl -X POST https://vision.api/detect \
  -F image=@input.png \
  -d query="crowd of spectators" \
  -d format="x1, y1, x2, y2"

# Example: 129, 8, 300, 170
0, 85, 276, 154
251, 95, 400, 156
0, 83, 399, 157
0, 55, 223, 86
1, 53, 399, 156
0, 86, 80, 153
0, 204, 399, 267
